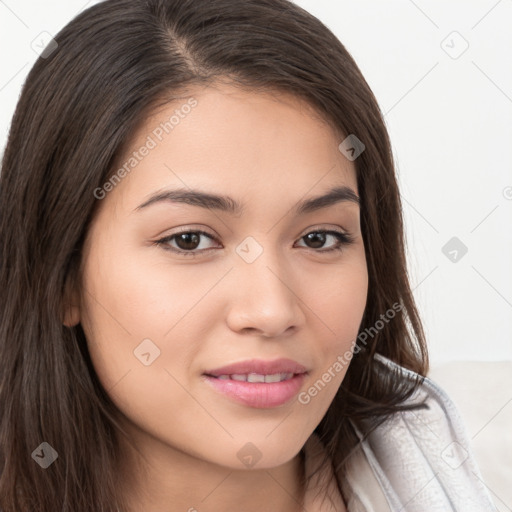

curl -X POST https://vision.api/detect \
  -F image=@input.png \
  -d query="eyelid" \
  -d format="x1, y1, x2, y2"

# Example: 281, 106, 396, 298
158, 225, 351, 242
154, 224, 355, 256
153, 227, 219, 257
299, 223, 350, 237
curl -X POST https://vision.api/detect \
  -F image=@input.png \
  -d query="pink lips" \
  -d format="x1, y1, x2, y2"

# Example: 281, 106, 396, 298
205, 358, 307, 377
202, 358, 308, 409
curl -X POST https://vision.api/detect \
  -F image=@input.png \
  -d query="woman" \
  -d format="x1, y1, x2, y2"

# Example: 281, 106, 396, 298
0, 0, 495, 510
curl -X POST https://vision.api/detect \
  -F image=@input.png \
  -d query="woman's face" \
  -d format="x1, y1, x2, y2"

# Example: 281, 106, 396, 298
68, 83, 368, 471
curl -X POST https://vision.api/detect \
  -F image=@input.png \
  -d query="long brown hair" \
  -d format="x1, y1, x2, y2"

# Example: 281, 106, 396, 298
0, 0, 428, 510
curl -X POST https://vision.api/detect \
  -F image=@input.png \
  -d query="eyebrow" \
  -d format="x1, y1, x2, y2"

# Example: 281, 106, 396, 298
134, 185, 360, 215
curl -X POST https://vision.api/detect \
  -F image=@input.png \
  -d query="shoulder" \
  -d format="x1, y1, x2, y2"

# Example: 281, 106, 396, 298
339, 353, 496, 511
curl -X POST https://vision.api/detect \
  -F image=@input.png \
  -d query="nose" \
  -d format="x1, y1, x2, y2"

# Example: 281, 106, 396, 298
225, 246, 306, 338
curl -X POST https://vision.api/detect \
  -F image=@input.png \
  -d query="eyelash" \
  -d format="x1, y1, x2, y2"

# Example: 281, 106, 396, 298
154, 228, 355, 258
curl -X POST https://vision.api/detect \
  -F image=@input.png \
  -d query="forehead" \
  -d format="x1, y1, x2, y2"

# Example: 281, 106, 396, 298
104, 83, 357, 215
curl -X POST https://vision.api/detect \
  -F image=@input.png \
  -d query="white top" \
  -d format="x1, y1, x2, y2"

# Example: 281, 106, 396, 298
302, 353, 496, 511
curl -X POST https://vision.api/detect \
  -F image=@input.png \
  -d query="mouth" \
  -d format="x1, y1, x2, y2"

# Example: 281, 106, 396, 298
202, 373, 307, 408
210, 372, 296, 383
204, 357, 308, 378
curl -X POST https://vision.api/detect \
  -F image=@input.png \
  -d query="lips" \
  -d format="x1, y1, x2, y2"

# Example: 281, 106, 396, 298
217, 372, 294, 383
202, 358, 308, 408
204, 358, 308, 378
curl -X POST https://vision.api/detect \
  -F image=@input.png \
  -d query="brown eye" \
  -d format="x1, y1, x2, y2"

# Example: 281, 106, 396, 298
155, 230, 219, 257
155, 228, 354, 258
297, 230, 354, 252
174, 232, 201, 251
303, 232, 328, 249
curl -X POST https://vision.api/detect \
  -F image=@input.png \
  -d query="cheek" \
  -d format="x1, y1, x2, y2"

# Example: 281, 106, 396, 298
313, 254, 368, 349
81, 238, 207, 344
79, 237, 222, 410
300, 255, 368, 407
79, 250, 209, 444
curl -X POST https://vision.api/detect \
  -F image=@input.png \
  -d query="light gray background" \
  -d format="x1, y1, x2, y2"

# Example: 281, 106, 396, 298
1, 0, 511, 364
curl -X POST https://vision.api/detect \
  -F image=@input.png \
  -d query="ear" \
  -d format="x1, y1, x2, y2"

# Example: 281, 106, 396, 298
62, 275, 81, 327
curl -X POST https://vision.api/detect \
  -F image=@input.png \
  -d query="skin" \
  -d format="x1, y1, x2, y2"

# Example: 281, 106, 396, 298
65, 82, 368, 512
